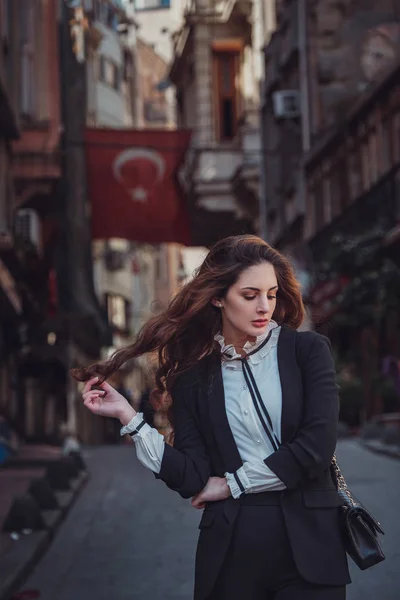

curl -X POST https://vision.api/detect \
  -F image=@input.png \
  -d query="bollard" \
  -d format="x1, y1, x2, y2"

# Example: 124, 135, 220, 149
61, 455, 80, 479
28, 477, 59, 511
45, 460, 72, 491
3, 493, 46, 533
68, 450, 87, 472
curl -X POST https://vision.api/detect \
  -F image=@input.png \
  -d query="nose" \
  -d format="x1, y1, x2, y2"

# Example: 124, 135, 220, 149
257, 297, 269, 315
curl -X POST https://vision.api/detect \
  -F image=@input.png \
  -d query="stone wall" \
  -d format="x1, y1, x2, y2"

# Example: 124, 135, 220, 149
311, 0, 400, 133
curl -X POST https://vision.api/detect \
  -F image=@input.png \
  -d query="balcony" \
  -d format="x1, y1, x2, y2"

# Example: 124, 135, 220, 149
185, 0, 252, 21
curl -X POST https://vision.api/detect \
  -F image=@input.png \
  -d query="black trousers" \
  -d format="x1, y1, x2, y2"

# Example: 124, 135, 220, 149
208, 496, 346, 600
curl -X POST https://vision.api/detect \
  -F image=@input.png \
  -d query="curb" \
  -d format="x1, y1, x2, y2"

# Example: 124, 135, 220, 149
360, 439, 400, 460
0, 471, 89, 600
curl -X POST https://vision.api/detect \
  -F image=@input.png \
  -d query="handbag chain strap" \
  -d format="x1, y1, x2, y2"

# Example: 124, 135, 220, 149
330, 454, 356, 507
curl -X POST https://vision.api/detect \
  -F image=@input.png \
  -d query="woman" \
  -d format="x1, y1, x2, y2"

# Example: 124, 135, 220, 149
74, 235, 350, 600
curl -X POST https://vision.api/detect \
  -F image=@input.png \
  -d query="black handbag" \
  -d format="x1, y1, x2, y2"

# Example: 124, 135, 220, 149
239, 333, 386, 571
330, 454, 385, 570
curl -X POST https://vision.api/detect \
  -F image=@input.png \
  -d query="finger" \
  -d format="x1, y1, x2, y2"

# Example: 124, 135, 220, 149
83, 397, 97, 412
83, 395, 102, 413
86, 376, 99, 390
82, 390, 104, 401
191, 494, 203, 508
83, 392, 99, 404
83, 377, 99, 394
98, 381, 114, 393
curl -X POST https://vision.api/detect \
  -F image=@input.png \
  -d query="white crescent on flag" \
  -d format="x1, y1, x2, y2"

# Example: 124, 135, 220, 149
113, 148, 166, 184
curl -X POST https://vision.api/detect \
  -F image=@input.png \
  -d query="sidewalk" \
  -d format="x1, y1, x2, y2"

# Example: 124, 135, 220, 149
359, 413, 400, 461
361, 438, 400, 459
0, 445, 89, 600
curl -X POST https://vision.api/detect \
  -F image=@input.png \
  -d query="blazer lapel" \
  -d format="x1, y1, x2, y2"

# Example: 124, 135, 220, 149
205, 353, 243, 474
277, 325, 302, 443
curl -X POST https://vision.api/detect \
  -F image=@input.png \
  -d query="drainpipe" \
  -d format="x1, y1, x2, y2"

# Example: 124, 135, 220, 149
259, 97, 268, 242
298, 0, 311, 214
258, 0, 269, 242
298, 0, 314, 331
298, 0, 311, 154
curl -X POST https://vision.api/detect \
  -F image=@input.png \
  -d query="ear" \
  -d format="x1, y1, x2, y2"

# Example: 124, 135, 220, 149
211, 299, 223, 308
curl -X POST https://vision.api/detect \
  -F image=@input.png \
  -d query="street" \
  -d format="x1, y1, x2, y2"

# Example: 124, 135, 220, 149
19, 440, 400, 600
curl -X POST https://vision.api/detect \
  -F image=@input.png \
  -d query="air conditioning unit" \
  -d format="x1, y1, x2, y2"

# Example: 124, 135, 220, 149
272, 90, 301, 119
14, 209, 42, 255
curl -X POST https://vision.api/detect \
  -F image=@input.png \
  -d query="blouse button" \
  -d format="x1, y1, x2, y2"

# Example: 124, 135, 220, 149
242, 385, 247, 390
244, 410, 248, 416
256, 439, 261, 444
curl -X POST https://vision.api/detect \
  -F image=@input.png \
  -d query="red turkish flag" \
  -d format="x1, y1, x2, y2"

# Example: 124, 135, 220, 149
84, 128, 192, 244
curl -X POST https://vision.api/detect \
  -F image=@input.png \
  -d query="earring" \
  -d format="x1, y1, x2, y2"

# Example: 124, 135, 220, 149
217, 303, 223, 308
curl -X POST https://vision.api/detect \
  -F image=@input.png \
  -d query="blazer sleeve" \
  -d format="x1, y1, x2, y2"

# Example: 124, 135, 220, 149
156, 375, 211, 499
264, 333, 339, 490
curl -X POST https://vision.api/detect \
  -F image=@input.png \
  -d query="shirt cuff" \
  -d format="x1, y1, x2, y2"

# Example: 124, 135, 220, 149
225, 466, 250, 499
120, 412, 152, 439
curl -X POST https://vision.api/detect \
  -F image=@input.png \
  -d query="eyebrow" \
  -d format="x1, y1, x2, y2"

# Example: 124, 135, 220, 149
241, 286, 278, 292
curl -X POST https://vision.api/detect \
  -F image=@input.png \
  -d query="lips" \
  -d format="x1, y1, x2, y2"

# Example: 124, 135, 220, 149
252, 319, 268, 326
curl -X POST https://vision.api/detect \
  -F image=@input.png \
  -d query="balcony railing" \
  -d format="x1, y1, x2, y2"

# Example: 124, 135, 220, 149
135, 0, 171, 10
184, 0, 243, 18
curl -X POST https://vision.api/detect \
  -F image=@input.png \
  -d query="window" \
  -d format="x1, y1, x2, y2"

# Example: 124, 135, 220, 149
213, 50, 240, 141
348, 145, 362, 201
0, 0, 10, 39
99, 55, 106, 81
154, 245, 167, 282
361, 136, 371, 191
330, 153, 349, 216
105, 294, 130, 331
393, 111, 400, 164
311, 176, 324, 232
93, 0, 119, 30
19, 0, 36, 118
368, 128, 379, 184
110, 62, 121, 90
135, 0, 170, 10
98, 55, 122, 91
380, 115, 393, 174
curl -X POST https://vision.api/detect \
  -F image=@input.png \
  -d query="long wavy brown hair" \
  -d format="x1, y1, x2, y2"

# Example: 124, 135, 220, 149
71, 235, 305, 401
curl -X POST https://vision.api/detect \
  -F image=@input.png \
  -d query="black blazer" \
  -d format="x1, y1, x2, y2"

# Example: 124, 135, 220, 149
156, 325, 351, 599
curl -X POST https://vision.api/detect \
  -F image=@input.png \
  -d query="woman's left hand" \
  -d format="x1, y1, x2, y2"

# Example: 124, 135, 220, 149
191, 476, 231, 509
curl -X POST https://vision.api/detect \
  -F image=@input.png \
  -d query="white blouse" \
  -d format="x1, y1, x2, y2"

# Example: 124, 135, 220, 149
124, 321, 286, 499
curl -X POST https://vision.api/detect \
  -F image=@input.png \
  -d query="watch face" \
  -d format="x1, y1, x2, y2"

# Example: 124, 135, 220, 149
361, 25, 399, 82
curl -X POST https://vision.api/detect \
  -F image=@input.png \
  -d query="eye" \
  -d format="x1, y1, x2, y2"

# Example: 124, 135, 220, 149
268, 296, 277, 300
244, 296, 256, 301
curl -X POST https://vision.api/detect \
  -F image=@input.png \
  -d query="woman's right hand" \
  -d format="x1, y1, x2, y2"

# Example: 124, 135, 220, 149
82, 377, 136, 424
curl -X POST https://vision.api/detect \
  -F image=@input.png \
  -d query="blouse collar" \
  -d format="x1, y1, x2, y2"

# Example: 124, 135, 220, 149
214, 320, 281, 365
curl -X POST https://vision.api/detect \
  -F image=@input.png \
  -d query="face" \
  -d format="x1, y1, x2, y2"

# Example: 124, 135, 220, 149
214, 262, 278, 345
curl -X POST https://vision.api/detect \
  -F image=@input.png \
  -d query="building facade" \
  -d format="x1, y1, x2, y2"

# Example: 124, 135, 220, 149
2, 0, 67, 443
132, 0, 188, 62
261, 0, 400, 254
0, 0, 22, 439
82, 1, 186, 426
86, 0, 138, 126
304, 62, 400, 421
169, 0, 276, 247
0, 0, 117, 445
260, 0, 400, 420
136, 37, 174, 128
